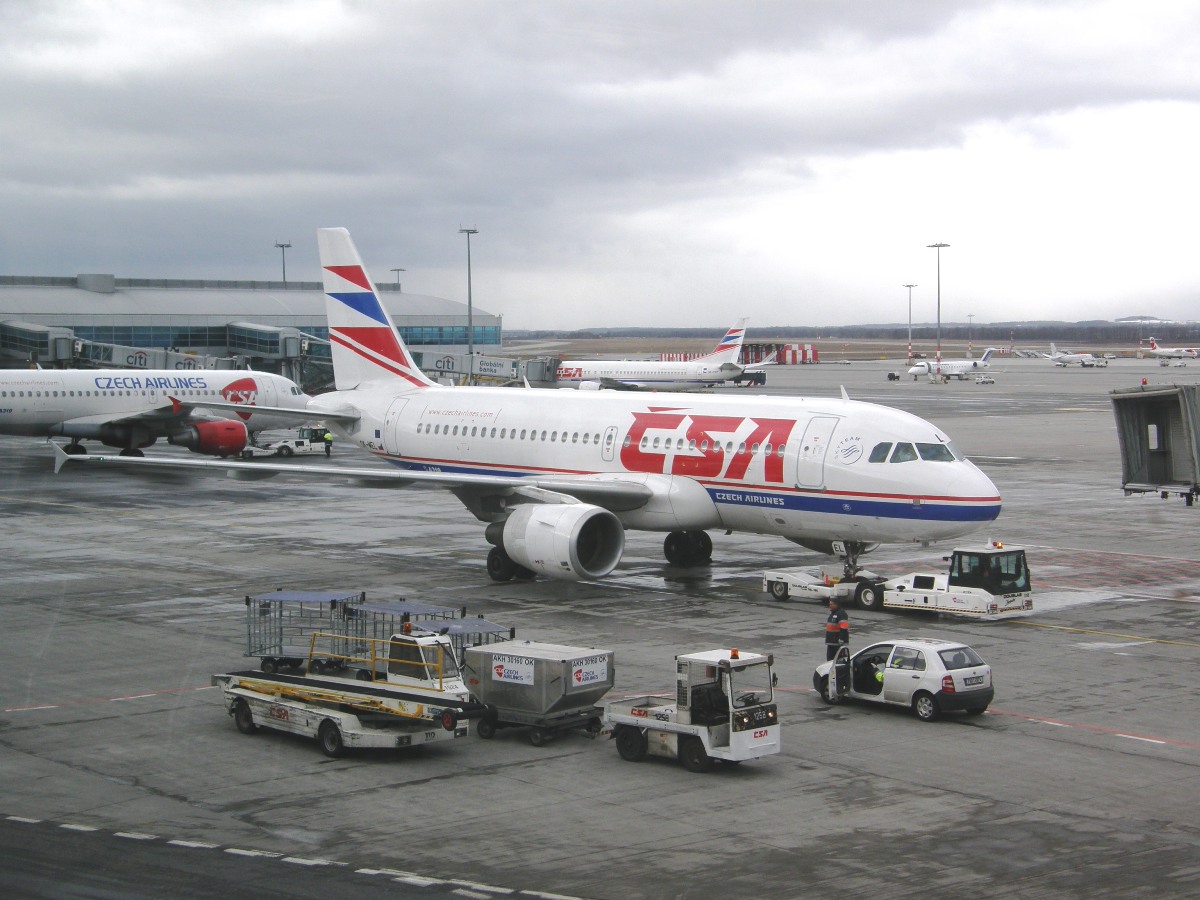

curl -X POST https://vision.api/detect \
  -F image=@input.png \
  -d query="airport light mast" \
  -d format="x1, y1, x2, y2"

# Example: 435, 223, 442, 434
904, 283, 917, 365
274, 241, 291, 286
390, 267, 405, 291
927, 243, 949, 378
459, 226, 478, 384
968, 313, 974, 356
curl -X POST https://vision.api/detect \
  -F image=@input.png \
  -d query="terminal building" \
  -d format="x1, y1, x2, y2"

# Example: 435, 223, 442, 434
0, 274, 526, 389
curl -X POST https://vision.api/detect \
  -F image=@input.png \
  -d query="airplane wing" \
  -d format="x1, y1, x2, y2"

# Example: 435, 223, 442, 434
183, 398, 359, 425
51, 444, 655, 512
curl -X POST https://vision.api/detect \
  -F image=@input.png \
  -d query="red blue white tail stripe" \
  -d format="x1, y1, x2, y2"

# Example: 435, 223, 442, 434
318, 227, 434, 390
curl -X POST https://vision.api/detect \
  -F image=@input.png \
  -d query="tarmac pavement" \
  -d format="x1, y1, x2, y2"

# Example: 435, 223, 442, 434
2, 355, 1199, 898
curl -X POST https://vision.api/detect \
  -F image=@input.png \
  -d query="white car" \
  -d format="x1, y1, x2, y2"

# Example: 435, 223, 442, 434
975, 374, 995, 384
812, 638, 993, 721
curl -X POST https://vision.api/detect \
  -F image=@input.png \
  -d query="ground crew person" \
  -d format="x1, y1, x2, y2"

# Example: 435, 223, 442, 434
323, 430, 333, 457
824, 597, 849, 660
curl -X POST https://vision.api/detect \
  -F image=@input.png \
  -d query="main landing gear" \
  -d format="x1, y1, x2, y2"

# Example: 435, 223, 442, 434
663, 530, 713, 568
486, 545, 536, 583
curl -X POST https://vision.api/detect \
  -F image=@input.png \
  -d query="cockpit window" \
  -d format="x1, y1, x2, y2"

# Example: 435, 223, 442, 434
916, 443, 955, 462
869, 442, 892, 463
889, 443, 918, 463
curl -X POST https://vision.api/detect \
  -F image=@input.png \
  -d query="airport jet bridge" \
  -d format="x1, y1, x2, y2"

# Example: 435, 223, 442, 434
1111, 384, 1200, 505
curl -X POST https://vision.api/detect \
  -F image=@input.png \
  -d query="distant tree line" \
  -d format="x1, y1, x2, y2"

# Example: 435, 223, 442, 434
510, 321, 1199, 343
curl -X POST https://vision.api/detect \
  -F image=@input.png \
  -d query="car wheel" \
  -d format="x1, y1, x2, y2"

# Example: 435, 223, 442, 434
769, 580, 789, 601
278, 445, 294, 458
912, 691, 940, 722
476, 717, 497, 740
615, 726, 647, 762
679, 735, 713, 773
854, 580, 881, 611
814, 674, 837, 704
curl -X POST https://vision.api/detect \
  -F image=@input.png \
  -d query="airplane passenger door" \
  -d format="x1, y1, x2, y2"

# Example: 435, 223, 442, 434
384, 399, 409, 452
601, 425, 618, 462
795, 416, 838, 489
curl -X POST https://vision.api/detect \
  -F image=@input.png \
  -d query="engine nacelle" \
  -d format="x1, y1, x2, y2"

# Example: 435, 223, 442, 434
500, 503, 625, 581
168, 420, 248, 457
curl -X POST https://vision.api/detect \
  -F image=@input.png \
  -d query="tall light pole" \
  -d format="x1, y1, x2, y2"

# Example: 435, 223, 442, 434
927, 243, 949, 377
390, 267, 405, 291
903, 283, 917, 365
459, 226, 478, 382
967, 313, 975, 355
274, 241, 291, 285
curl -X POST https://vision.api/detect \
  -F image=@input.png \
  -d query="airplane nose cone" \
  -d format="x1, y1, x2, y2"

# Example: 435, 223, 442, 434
952, 460, 1002, 524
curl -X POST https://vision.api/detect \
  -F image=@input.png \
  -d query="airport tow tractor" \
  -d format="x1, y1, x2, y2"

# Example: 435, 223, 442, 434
763, 541, 1033, 619
240, 426, 329, 459
603, 647, 780, 773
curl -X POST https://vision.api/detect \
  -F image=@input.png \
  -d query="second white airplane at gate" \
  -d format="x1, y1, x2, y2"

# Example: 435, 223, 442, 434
56, 228, 1002, 582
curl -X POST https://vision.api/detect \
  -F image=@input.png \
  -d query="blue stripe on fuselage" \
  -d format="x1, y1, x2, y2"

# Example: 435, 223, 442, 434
709, 487, 1000, 523
380, 457, 999, 524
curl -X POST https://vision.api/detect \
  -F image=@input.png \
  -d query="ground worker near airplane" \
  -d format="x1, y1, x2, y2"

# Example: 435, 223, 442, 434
323, 430, 333, 457
824, 597, 850, 660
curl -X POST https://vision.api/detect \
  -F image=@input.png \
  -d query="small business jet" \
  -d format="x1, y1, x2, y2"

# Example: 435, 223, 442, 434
55, 228, 1002, 582
1047, 343, 1107, 367
908, 348, 997, 381
1, 368, 312, 456
1144, 337, 1200, 359
554, 319, 772, 390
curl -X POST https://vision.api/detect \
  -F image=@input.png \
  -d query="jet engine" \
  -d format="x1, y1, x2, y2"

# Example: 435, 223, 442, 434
168, 420, 248, 457
494, 503, 625, 580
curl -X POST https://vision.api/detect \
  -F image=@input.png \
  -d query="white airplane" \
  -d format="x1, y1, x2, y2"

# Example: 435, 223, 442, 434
908, 348, 997, 381
54, 227, 1002, 582
554, 319, 772, 390
1047, 343, 1107, 367
1144, 337, 1200, 359
1, 368, 312, 456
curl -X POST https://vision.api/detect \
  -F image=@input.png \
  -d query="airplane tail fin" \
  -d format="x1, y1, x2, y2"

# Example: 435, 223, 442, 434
317, 227, 436, 391
698, 318, 748, 364
1149, 337, 1159, 350
980, 347, 996, 364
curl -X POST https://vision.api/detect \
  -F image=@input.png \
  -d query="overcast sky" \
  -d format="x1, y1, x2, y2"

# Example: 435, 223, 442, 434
2, 1, 1198, 330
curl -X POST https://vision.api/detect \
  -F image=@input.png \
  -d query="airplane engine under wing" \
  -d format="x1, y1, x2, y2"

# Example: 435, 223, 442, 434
499, 503, 625, 581
168, 420, 248, 457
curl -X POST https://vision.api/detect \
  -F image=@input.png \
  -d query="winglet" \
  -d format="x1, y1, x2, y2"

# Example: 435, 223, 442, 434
52, 442, 72, 474
840, 385, 850, 401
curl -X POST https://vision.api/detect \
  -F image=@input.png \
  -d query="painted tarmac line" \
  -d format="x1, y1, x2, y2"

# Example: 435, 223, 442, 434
991, 708, 1200, 749
2, 684, 215, 713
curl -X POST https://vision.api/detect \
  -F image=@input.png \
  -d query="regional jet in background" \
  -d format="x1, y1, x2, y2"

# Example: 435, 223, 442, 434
553, 318, 772, 390
56, 227, 1001, 583
2, 368, 312, 456
908, 348, 997, 381
1144, 337, 1200, 359
1047, 343, 1107, 367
